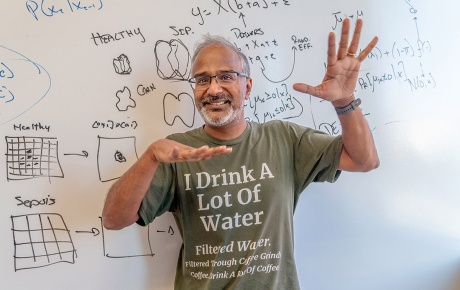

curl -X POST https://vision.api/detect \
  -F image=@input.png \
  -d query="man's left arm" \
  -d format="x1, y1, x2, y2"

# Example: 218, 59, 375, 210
332, 96, 379, 172
293, 18, 380, 172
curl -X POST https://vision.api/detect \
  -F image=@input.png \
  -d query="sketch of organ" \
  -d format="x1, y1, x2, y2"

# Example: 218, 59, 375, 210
154, 39, 191, 81
115, 86, 136, 111
113, 54, 132, 75
163, 92, 195, 128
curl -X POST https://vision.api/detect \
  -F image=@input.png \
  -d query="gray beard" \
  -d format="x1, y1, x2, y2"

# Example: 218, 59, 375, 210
199, 105, 241, 127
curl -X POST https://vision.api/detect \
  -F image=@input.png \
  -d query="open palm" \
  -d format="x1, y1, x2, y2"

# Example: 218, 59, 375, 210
293, 18, 378, 106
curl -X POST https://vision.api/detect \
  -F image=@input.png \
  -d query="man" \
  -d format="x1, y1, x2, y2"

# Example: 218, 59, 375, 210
102, 18, 379, 289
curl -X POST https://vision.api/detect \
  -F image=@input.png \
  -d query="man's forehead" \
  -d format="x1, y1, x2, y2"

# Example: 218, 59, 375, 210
192, 45, 241, 74
194, 44, 238, 59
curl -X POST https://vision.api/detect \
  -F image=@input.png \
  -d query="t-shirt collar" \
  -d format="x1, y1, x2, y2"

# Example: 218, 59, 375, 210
198, 121, 252, 146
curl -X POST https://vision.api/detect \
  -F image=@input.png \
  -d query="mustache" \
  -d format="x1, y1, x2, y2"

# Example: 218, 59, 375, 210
201, 94, 232, 105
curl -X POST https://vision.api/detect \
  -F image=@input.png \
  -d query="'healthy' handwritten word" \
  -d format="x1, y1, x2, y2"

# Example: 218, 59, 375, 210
91, 28, 146, 46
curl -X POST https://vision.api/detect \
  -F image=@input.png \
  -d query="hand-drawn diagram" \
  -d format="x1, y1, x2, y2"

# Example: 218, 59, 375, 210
115, 86, 136, 111
163, 92, 195, 128
259, 46, 305, 84
11, 213, 77, 271
5, 136, 64, 181
154, 39, 191, 81
97, 136, 138, 182
100, 215, 177, 259
0, 45, 51, 125
113, 54, 132, 75
101, 219, 154, 258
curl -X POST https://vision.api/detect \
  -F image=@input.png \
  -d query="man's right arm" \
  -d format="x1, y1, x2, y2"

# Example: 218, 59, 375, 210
102, 145, 160, 230
102, 139, 232, 230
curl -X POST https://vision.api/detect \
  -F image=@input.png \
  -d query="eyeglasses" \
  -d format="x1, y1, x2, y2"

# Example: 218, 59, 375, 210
188, 72, 249, 90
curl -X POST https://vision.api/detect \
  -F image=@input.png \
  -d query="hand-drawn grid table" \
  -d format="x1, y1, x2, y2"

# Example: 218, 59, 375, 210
11, 213, 77, 271
5, 136, 64, 181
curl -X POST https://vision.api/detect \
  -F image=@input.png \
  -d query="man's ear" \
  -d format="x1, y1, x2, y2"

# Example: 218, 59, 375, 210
244, 77, 253, 100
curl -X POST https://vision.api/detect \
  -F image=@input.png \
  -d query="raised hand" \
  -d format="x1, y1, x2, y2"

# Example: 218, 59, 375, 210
149, 139, 232, 163
293, 18, 378, 107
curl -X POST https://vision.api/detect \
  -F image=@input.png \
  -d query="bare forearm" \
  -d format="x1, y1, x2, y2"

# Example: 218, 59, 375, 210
335, 99, 380, 171
101, 139, 232, 230
102, 148, 160, 230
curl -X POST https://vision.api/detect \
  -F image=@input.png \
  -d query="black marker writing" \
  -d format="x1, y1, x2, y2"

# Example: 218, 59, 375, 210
91, 28, 145, 46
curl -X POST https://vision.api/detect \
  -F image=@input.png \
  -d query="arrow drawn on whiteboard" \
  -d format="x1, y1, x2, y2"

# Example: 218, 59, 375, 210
239, 12, 246, 27
76, 228, 100, 236
260, 47, 297, 83
64, 151, 89, 157
413, 17, 420, 39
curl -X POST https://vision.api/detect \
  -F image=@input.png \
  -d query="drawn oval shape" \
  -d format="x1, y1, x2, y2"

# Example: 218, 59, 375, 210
154, 39, 191, 81
0, 45, 51, 125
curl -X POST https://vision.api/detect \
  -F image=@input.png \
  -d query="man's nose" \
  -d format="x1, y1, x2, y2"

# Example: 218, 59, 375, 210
207, 77, 223, 93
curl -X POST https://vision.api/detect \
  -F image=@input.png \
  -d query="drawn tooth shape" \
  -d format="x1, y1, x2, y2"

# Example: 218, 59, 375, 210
163, 92, 195, 128
115, 86, 136, 111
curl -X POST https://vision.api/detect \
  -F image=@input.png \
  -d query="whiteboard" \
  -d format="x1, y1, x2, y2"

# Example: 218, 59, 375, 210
1, 1, 459, 289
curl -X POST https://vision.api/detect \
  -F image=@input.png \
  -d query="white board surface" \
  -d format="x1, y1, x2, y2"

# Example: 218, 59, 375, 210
1, 1, 460, 289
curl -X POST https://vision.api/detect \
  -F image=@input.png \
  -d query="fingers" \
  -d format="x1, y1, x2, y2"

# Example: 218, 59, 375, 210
335, 18, 377, 62
175, 145, 232, 162
347, 18, 363, 55
357, 36, 378, 62
170, 146, 180, 160
337, 18, 351, 59
292, 83, 321, 97
327, 32, 337, 67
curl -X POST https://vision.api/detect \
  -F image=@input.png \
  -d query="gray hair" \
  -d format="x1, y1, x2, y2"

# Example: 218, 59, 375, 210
191, 34, 251, 77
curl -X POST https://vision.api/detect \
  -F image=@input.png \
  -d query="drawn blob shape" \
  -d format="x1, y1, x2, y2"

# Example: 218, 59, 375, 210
115, 86, 136, 111
113, 54, 132, 75
154, 39, 190, 80
163, 92, 195, 128
0, 45, 51, 125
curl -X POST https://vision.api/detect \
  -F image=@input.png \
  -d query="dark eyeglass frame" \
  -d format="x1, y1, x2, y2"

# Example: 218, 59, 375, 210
188, 72, 249, 90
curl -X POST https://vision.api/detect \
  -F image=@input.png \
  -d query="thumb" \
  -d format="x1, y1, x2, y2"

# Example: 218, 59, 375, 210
170, 146, 180, 161
293, 83, 319, 96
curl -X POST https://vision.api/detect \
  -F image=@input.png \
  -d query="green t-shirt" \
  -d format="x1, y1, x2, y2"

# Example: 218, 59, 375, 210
138, 120, 342, 289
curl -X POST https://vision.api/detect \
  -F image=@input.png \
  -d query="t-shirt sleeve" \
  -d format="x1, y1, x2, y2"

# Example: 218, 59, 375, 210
288, 122, 343, 192
137, 162, 176, 226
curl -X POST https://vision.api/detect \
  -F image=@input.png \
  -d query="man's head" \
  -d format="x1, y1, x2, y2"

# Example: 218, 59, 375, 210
191, 35, 251, 77
190, 35, 252, 131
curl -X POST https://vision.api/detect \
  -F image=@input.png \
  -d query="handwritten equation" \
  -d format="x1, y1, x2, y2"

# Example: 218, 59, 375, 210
26, 0, 103, 21
361, 2, 435, 93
